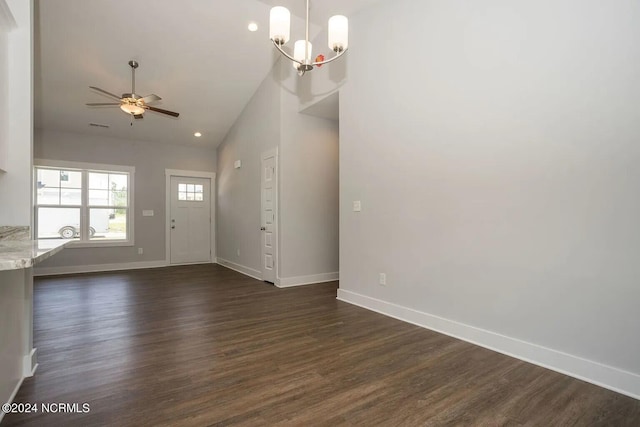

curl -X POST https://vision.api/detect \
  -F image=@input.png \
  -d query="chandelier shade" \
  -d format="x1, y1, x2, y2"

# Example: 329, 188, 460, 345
269, 6, 291, 44
328, 15, 348, 51
269, 0, 349, 76
293, 40, 312, 69
120, 103, 145, 116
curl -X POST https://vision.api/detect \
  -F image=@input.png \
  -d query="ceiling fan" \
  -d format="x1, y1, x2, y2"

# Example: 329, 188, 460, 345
86, 60, 179, 120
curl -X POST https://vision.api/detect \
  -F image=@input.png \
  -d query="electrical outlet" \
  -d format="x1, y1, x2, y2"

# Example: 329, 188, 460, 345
237, 249, 240, 257
379, 273, 386, 286
137, 248, 143, 255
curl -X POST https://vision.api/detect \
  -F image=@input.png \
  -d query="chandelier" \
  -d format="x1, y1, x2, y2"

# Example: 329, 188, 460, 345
269, 0, 349, 76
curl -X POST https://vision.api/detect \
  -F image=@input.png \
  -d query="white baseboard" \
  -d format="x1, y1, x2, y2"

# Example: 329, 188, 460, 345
34, 260, 168, 276
276, 272, 339, 288
167, 260, 216, 267
22, 348, 37, 377
0, 376, 25, 424
216, 258, 263, 281
0, 349, 34, 423
337, 289, 640, 401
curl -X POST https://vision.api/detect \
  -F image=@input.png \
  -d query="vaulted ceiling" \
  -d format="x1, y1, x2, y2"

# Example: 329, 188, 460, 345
35, 0, 381, 148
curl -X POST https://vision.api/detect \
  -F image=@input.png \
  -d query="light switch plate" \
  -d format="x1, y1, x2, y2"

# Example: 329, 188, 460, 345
234, 160, 242, 169
142, 210, 154, 217
353, 201, 362, 212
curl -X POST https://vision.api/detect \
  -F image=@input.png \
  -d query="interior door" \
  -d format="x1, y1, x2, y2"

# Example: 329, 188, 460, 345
170, 176, 211, 264
261, 149, 277, 283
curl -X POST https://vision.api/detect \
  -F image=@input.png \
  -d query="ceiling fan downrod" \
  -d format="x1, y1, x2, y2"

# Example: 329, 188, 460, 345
129, 60, 139, 95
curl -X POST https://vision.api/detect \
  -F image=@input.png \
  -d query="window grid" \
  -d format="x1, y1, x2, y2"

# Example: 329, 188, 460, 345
35, 165, 132, 245
178, 183, 204, 201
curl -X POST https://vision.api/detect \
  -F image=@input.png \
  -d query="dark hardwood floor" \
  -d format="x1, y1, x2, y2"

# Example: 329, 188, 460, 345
3, 264, 639, 426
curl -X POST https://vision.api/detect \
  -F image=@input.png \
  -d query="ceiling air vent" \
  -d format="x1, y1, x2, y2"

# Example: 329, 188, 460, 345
89, 123, 109, 129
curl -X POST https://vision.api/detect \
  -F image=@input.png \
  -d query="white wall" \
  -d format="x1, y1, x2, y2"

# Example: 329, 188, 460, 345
278, 60, 339, 280
216, 67, 281, 276
34, 129, 217, 270
0, 0, 32, 225
338, 0, 640, 398
0, 269, 27, 415
0, 0, 33, 416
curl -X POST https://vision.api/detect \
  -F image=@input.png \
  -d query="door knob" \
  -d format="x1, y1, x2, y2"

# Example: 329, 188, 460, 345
260, 227, 266, 231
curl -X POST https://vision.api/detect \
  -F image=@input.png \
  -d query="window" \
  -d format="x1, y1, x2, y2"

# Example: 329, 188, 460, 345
35, 160, 134, 247
178, 183, 204, 201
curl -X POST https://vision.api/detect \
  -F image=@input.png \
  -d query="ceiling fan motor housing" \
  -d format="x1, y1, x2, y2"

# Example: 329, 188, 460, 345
122, 93, 142, 101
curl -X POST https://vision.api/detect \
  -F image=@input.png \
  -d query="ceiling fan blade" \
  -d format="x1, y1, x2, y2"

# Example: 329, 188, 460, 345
86, 103, 120, 106
145, 106, 179, 117
140, 94, 161, 104
134, 114, 144, 120
89, 86, 122, 101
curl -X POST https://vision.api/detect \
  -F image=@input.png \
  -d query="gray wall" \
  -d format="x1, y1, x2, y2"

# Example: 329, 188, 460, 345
216, 59, 340, 284
216, 67, 281, 273
339, 0, 640, 390
0, 24, 7, 170
35, 129, 216, 268
279, 61, 339, 279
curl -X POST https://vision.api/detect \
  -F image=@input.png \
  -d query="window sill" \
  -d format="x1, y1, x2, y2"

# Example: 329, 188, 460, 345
64, 240, 134, 249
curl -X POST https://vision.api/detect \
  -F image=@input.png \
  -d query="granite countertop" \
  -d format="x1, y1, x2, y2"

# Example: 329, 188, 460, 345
0, 226, 31, 241
0, 239, 70, 271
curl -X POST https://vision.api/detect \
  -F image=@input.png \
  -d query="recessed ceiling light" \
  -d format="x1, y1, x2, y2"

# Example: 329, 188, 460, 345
248, 22, 258, 32
194, 132, 202, 137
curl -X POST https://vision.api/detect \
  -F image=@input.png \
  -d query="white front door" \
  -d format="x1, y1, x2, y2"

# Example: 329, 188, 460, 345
261, 149, 278, 283
170, 176, 211, 264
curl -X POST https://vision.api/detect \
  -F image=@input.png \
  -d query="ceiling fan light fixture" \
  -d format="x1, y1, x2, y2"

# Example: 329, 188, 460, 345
120, 103, 145, 116
86, 61, 180, 121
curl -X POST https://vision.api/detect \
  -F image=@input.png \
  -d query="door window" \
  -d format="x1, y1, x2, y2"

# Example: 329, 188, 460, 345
178, 183, 204, 201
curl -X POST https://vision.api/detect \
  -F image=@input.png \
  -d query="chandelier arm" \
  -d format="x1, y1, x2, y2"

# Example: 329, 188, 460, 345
272, 39, 305, 65
312, 48, 348, 67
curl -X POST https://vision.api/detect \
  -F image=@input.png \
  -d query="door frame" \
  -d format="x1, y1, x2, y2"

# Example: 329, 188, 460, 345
165, 169, 216, 265
261, 148, 279, 283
